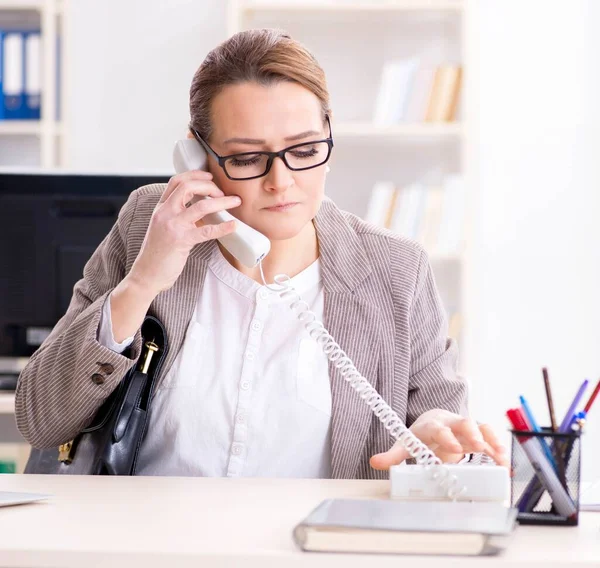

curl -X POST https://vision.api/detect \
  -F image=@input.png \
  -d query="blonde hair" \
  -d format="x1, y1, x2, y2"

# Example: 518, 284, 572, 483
189, 28, 331, 140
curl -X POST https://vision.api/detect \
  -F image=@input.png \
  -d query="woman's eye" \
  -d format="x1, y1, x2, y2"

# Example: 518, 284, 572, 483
290, 148, 318, 159
230, 155, 262, 167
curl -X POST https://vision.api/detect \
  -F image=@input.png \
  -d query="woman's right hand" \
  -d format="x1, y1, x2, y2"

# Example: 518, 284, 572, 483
128, 170, 240, 297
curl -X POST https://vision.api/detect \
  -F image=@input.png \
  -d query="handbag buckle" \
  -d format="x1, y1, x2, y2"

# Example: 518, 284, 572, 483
58, 440, 74, 464
139, 340, 159, 374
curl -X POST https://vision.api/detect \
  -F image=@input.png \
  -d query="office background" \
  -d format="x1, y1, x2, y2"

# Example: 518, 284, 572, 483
0, 0, 599, 482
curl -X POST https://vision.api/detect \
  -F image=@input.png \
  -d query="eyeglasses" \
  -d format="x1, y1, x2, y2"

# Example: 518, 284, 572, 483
189, 116, 334, 181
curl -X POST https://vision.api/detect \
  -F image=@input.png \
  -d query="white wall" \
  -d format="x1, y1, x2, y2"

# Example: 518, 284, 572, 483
467, 0, 600, 482
66, 0, 225, 172
64, 0, 600, 481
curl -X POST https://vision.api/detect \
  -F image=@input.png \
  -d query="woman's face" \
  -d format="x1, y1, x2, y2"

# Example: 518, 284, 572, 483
205, 81, 329, 241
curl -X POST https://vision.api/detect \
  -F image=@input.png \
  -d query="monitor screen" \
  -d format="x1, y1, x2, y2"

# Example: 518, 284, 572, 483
0, 172, 170, 356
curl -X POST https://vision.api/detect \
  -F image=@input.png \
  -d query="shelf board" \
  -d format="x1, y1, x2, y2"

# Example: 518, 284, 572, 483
241, 1, 464, 13
0, 393, 15, 415
334, 122, 463, 139
0, 120, 63, 136
0, 0, 64, 13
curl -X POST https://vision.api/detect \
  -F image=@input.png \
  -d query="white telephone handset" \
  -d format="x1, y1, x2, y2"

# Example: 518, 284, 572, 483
172, 138, 507, 502
173, 139, 271, 268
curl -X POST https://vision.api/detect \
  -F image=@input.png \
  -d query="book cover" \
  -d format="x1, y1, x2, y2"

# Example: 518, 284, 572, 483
0, 30, 4, 120
404, 65, 436, 123
2, 31, 26, 120
390, 183, 426, 240
24, 31, 41, 120
294, 499, 517, 556
373, 59, 419, 125
416, 185, 444, 250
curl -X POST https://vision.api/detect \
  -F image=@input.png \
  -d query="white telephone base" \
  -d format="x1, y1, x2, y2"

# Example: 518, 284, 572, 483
390, 464, 510, 503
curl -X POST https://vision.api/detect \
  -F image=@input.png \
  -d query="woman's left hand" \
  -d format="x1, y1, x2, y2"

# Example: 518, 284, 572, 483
369, 409, 509, 470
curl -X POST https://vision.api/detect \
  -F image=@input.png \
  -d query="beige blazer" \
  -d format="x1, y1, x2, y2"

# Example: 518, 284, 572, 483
16, 184, 473, 479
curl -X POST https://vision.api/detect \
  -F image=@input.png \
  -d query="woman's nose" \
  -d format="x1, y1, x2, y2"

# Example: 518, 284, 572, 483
263, 156, 294, 193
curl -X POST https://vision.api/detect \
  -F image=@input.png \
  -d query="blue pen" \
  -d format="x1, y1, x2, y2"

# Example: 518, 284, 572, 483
520, 395, 557, 469
559, 379, 589, 432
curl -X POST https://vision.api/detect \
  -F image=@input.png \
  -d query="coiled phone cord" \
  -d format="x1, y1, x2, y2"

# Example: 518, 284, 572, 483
258, 264, 466, 500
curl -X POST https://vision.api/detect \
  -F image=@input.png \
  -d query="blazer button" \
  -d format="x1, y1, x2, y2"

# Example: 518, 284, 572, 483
91, 373, 105, 385
97, 363, 114, 375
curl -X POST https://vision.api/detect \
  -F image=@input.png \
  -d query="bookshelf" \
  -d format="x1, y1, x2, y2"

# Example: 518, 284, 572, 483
227, 0, 473, 372
0, 0, 68, 167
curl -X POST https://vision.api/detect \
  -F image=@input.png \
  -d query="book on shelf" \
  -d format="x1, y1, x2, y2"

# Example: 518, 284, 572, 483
389, 182, 425, 240
363, 181, 396, 227
0, 28, 42, 121
363, 176, 466, 256
372, 61, 462, 125
373, 58, 419, 125
424, 64, 462, 123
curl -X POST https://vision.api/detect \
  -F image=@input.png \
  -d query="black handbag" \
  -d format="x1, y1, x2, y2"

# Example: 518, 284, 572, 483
24, 315, 169, 475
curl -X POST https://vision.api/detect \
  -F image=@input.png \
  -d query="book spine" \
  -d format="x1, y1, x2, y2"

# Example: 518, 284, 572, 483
3, 32, 26, 120
24, 31, 41, 120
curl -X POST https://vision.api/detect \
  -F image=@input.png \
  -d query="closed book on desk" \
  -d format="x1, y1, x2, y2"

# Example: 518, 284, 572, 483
293, 499, 517, 556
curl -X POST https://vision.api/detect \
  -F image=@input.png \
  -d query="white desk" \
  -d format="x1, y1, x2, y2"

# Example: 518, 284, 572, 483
0, 475, 597, 568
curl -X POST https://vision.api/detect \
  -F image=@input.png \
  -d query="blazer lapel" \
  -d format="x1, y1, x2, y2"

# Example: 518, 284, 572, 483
150, 241, 215, 391
315, 199, 381, 479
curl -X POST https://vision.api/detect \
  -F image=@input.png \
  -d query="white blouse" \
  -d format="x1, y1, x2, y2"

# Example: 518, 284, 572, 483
98, 246, 332, 478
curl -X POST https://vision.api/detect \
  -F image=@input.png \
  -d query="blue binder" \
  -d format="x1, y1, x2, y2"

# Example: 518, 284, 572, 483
2, 31, 26, 120
24, 31, 41, 120
0, 30, 4, 120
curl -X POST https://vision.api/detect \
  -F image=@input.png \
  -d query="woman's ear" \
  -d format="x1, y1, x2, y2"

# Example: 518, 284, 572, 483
186, 131, 195, 140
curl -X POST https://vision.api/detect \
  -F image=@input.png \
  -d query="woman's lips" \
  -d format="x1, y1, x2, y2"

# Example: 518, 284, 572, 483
264, 202, 298, 212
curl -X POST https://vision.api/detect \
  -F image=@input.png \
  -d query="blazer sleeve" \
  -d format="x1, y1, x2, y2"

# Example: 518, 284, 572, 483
405, 248, 467, 426
15, 190, 145, 449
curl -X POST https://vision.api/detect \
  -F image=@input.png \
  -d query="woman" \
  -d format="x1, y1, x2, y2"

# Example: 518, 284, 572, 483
16, 29, 506, 478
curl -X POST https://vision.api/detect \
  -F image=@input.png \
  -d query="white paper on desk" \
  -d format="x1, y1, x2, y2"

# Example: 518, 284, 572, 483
580, 481, 600, 512
0, 491, 50, 508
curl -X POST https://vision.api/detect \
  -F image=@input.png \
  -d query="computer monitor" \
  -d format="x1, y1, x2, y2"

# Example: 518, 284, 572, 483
0, 171, 170, 357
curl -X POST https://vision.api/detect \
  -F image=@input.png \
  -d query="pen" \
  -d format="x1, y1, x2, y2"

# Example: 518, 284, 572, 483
507, 408, 577, 520
559, 379, 589, 432
583, 378, 599, 414
542, 367, 558, 432
519, 395, 556, 469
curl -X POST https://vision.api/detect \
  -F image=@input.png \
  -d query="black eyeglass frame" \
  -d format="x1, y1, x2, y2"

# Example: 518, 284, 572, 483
189, 115, 334, 181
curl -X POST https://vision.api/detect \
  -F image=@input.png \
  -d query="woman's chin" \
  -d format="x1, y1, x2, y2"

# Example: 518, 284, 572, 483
252, 219, 307, 241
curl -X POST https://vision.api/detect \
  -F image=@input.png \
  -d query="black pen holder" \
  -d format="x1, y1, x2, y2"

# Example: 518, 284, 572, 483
510, 429, 581, 526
